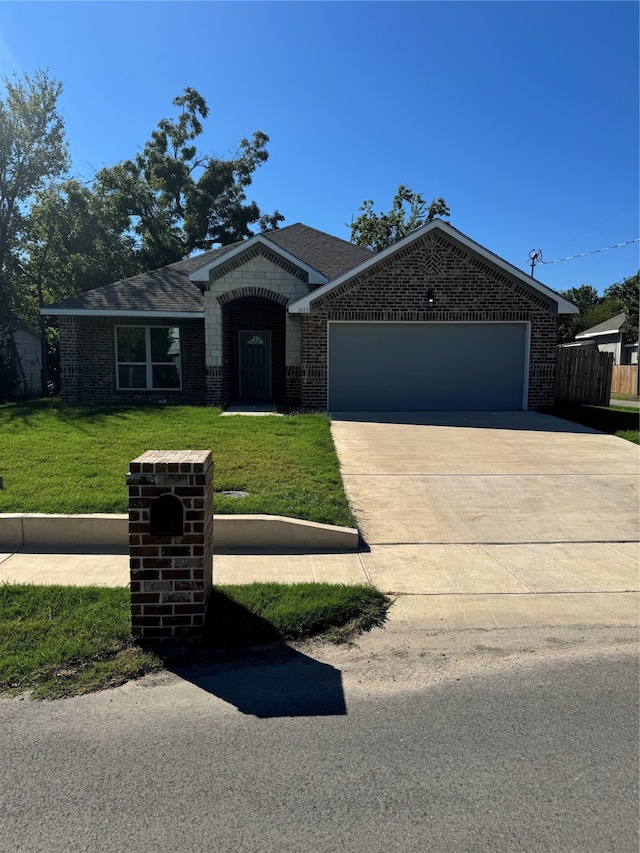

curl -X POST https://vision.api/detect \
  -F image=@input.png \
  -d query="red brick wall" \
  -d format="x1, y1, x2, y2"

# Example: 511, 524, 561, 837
300, 232, 558, 409
58, 316, 206, 404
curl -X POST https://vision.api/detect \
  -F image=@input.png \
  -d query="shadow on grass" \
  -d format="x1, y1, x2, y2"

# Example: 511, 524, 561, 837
0, 398, 219, 431
156, 591, 348, 718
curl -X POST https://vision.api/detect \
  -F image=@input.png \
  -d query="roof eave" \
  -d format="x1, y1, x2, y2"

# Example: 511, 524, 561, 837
576, 328, 623, 339
41, 308, 205, 318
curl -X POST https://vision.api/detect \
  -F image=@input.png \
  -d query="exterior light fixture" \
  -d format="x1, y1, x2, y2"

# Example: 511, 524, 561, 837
426, 287, 435, 309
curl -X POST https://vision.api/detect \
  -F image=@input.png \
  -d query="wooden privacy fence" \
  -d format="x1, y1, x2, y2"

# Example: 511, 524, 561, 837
555, 347, 613, 405
611, 365, 639, 396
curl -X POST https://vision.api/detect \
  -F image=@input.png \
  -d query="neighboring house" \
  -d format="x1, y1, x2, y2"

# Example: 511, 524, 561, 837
575, 313, 638, 365
43, 220, 578, 412
13, 325, 42, 395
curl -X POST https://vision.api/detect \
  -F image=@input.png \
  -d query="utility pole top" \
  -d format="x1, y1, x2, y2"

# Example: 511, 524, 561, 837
528, 249, 543, 278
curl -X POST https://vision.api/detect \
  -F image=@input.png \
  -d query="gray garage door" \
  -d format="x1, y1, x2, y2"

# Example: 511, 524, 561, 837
328, 322, 528, 411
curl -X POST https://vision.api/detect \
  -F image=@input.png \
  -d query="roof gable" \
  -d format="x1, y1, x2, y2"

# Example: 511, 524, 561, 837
289, 220, 579, 316
189, 233, 329, 285
188, 223, 372, 285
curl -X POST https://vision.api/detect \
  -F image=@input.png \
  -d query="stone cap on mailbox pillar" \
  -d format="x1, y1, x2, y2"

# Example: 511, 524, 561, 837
128, 449, 213, 478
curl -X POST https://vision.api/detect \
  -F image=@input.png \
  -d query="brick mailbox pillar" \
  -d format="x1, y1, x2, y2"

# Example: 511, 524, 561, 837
127, 450, 214, 641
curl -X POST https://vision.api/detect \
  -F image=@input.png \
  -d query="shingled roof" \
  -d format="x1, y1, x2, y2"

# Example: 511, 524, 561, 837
264, 223, 372, 280
44, 224, 372, 315
575, 312, 627, 338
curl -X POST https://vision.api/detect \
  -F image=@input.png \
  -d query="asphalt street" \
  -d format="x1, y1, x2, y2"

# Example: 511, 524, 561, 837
1, 634, 637, 853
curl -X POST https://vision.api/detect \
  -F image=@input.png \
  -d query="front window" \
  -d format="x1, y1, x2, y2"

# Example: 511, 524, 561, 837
116, 326, 181, 390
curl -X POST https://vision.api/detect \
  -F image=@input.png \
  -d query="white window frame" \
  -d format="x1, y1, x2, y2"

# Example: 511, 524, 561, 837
115, 325, 182, 391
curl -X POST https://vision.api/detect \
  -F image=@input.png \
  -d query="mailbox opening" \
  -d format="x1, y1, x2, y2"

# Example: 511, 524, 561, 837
149, 493, 184, 537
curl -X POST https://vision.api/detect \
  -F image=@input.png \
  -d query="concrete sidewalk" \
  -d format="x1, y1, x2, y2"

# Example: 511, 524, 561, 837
611, 398, 640, 409
0, 547, 369, 588
1, 545, 637, 631
2, 541, 637, 595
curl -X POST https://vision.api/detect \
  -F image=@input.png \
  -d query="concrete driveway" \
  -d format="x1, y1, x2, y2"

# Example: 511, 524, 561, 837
331, 411, 639, 620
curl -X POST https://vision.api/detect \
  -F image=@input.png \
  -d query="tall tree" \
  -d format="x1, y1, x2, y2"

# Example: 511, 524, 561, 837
350, 184, 450, 252
0, 69, 69, 397
605, 271, 639, 342
95, 88, 283, 270
20, 179, 140, 328
560, 284, 601, 315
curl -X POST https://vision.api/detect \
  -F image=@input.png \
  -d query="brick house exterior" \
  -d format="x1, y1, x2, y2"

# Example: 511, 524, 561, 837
58, 316, 207, 404
44, 221, 577, 411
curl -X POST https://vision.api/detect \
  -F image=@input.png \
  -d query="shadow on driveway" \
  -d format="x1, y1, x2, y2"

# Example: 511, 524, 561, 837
329, 410, 603, 433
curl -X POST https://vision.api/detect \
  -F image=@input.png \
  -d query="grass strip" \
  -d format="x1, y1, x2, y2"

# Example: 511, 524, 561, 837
205, 583, 390, 647
0, 583, 390, 700
0, 399, 355, 527
0, 584, 161, 700
541, 403, 639, 445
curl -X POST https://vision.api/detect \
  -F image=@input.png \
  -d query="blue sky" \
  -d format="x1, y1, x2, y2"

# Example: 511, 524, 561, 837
1, 1, 638, 294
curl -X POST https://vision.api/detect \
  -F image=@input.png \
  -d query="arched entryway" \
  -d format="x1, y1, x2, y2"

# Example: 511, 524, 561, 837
221, 294, 287, 404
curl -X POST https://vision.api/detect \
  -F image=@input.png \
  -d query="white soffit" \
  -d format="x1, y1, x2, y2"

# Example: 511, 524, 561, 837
288, 221, 579, 315
188, 234, 328, 285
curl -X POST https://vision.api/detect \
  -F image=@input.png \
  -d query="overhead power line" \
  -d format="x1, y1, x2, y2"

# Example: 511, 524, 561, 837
539, 237, 640, 264
527, 237, 639, 278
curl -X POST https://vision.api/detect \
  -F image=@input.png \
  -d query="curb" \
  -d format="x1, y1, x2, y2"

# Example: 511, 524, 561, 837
0, 513, 359, 553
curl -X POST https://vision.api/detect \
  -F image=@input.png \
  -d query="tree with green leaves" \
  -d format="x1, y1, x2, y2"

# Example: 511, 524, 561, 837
349, 184, 450, 252
605, 271, 639, 342
0, 69, 69, 398
94, 88, 283, 270
556, 285, 605, 343
556, 285, 623, 345
559, 284, 601, 315
20, 179, 140, 328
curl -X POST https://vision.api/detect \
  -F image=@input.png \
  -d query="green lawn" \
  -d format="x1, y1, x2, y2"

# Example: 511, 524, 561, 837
0, 400, 355, 527
0, 584, 162, 699
0, 583, 390, 699
542, 402, 640, 445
